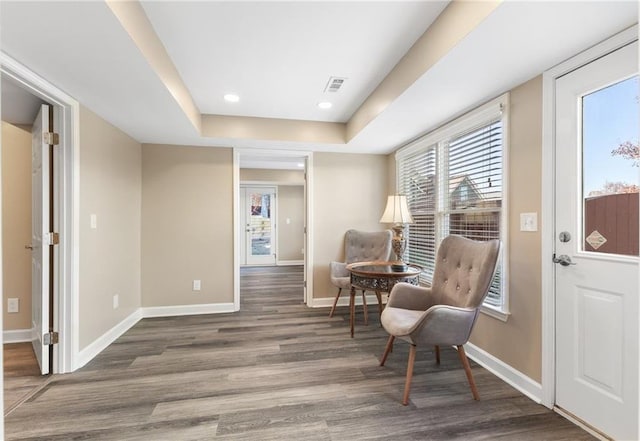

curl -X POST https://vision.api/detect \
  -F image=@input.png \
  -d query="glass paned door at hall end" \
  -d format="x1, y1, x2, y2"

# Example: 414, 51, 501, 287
244, 187, 276, 265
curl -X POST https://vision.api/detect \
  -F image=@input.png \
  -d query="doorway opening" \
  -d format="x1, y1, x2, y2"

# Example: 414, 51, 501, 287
233, 150, 313, 311
2, 75, 48, 384
1, 53, 79, 379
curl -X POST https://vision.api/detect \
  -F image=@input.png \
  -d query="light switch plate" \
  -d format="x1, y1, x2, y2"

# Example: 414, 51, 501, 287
90, 214, 97, 229
520, 212, 538, 232
113, 294, 119, 309
193, 280, 201, 291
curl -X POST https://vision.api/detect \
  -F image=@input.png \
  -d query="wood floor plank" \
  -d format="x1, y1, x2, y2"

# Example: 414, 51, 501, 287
4, 265, 593, 440
3, 343, 49, 415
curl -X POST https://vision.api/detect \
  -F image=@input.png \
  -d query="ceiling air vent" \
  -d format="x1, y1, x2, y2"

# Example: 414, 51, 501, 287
324, 76, 347, 93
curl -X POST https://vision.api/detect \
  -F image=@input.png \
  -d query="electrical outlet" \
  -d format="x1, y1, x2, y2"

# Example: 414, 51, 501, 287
113, 294, 119, 309
7, 298, 19, 313
192, 280, 201, 291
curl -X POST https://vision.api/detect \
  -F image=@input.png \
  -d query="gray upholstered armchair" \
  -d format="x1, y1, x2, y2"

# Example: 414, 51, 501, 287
329, 229, 392, 319
379, 235, 501, 405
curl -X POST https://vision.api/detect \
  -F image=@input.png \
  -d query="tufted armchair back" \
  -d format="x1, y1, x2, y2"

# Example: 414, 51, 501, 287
431, 235, 501, 309
344, 229, 392, 264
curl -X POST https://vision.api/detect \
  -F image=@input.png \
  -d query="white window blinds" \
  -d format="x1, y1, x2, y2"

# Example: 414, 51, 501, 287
398, 146, 437, 285
396, 94, 508, 313
443, 121, 503, 307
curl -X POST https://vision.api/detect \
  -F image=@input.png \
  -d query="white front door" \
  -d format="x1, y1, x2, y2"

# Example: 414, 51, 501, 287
244, 187, 277, 265
31, 104, 52, 375
554, 41, 638, 440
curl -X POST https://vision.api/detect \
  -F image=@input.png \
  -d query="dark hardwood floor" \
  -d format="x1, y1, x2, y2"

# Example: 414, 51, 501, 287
4, 265, 592, 440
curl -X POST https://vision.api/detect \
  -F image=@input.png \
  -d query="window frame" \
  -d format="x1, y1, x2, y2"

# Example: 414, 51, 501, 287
395, 93, 510, 321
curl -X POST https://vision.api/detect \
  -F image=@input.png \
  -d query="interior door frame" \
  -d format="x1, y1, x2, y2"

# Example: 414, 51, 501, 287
540, 25, 638, 411
233, 149, 313, 311
1, 52, 80, 374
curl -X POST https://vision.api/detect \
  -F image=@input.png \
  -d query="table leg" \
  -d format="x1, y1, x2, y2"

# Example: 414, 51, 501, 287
362, 291, 368, 325
350, 286, 356, 338
375, 291, 383, 316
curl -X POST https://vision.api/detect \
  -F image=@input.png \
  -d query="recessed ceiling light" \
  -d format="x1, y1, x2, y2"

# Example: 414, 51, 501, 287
318, 101, 332, 109
224, 94, 240, 103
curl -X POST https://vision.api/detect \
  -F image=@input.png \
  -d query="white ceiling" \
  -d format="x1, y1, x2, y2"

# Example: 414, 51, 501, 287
1, 1, 637, 156
141, 1, 446, 124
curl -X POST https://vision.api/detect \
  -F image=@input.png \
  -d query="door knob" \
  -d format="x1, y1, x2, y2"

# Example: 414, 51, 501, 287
553, 254, 576, 266
25, 244, 34, 250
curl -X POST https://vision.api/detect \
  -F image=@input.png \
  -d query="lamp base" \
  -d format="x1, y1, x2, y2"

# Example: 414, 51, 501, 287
391, 224, 407, 263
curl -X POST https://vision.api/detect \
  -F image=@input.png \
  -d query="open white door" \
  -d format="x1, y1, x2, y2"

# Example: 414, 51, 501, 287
554, 41, 638, 440
30, 104, 52, 375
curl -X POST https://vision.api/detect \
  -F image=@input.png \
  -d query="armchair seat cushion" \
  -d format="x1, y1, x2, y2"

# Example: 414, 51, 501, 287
380, 307, 423, 337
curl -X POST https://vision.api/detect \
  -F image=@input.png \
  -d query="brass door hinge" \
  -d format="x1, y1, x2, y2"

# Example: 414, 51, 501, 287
47, 232, 60, 245
43, 132, 59, 146
43, 332, 59, 345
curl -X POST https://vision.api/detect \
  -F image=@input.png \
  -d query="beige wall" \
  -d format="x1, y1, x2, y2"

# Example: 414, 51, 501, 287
240, 168, 304, 183
278, 185, 305, 262
470, 76, 543, 382
2, 122, 32, 330
313, 152, 389, 299
79, 106, 142, 350
141, 144, 233, 307
387, 153, 397, 194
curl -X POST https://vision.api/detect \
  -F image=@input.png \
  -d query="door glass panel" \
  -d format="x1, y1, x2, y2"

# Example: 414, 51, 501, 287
582, 75, 639, 256
249, 191, 272, 256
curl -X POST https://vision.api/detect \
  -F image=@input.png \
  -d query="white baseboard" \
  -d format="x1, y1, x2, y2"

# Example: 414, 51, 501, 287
4, 328, 33, 343
309, 292, 388, 308
141, 302, 235, 318
75, 308, 143, 370
277, 260, 304, 266
465, 342, 542, 403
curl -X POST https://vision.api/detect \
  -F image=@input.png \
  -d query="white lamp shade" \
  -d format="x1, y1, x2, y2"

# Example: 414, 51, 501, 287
379, 195, 414, 224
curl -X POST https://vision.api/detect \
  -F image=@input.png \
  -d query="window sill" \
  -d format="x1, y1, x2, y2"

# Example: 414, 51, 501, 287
480, 304, 510, 322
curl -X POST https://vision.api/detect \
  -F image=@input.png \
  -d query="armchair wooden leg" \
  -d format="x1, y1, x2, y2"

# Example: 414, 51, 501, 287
434, 345, 440, 365
329, 288, 342, 318
457, 345, 479, 400
380, 335, 395, 366
362, 291, 368, 325
402, 344, 417, 406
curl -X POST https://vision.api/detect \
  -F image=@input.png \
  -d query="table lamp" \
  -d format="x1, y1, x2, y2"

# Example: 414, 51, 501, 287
379, 195, 414, 271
